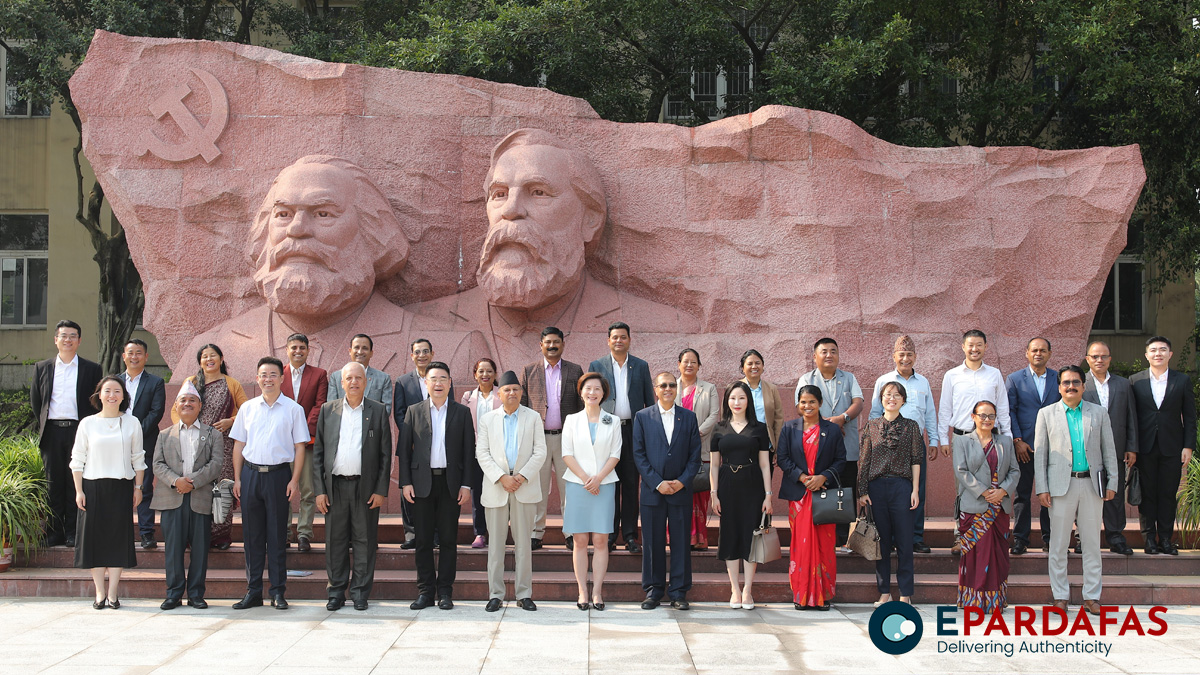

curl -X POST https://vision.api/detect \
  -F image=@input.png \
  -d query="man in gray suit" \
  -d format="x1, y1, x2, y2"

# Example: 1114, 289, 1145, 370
1082, 340, 1139, 555
1034, 365, 1117, 616
314, 362, 392, 611
327, 334, 393, 416
151, 382, 224, 610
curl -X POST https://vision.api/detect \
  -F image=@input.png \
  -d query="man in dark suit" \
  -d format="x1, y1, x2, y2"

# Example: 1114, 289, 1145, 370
589, 321, 655, 552
1005, 337, 1060, 554
281, 333, 329, 552
122, 338, 167, 550
394, 338, 455, 549
29, 319, 103, 547
633, 371, 702, 610
1130, 336, 1197, 555
520, 326, 584, 550
1083, 340, 1140, 555
313, 362, 392, 611
398, 361, 475, 610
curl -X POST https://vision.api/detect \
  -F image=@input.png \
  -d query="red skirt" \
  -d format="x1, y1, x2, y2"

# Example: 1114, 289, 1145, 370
788, 496, 837, 606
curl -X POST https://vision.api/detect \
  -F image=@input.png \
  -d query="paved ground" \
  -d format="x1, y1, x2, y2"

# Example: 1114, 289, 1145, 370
2, 597, 1198, 674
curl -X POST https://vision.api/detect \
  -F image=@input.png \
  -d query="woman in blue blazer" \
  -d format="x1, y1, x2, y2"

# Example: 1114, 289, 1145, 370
776, 384, 845, 610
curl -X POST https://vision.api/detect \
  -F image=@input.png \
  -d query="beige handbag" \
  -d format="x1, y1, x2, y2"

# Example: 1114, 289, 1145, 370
748, 512, 781, 564
847, 506, 881, 561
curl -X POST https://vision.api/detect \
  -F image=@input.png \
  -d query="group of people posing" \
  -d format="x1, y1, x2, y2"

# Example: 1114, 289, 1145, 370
31, 319, 1195, 614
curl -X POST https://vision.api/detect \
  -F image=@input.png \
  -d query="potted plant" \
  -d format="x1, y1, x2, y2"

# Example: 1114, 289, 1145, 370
0, 431, 47, 571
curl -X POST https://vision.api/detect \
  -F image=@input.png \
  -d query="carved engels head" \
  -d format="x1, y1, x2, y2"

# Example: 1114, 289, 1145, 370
479, 128, 607, 311
247, 156, 408, 316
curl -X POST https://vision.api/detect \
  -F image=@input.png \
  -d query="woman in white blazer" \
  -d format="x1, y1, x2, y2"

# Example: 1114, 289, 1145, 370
677, 348, 719, 550
560, 372, 622, 611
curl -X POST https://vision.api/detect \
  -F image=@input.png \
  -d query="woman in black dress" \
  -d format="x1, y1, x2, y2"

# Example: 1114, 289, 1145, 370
711, 381, 773, 610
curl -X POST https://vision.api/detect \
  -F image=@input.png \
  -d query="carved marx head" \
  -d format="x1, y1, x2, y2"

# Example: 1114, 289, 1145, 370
248, 156, 408, 317
479, 129, 607, 310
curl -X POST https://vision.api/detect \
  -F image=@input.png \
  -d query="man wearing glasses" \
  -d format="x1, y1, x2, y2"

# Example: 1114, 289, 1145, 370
1082, 341, 1140, 555
30, 320, 103, 547
1033, 365, 1118, 615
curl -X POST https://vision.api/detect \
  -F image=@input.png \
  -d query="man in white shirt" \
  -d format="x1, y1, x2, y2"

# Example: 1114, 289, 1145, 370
230, 357, 311, 610
938, 329, 1012, 455
869, 335, 938, 553
313, 362, 392, 611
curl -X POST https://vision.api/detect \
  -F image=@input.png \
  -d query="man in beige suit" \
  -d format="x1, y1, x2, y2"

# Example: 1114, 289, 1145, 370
1034, 364, 1117, 616
151, 382, 224, 610
477, 371, 547, 612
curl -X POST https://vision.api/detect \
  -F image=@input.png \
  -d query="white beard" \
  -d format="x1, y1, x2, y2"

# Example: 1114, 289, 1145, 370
255, 262, 374, 317
478, 245, 584, 310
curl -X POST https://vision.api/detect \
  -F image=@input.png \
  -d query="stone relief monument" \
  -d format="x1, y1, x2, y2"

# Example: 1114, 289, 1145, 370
70, 30, 1146, 388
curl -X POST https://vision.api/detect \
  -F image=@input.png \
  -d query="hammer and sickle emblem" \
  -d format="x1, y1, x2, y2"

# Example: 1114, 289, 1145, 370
137, 68, 229, 163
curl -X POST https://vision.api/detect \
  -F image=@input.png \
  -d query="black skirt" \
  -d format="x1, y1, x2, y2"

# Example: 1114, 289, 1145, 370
75, 478, 138, 569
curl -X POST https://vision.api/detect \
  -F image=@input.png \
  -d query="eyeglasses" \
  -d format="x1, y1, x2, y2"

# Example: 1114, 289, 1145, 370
974, 413, 997, 421
56, 333, 79, 340
1060, 380, 1083, 387
657, 383, 678, 389
1086, 354, 1111, 360
412, 349, 432, 356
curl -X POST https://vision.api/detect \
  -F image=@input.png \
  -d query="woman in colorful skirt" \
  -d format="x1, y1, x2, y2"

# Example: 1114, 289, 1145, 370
676, 348, 719, 550
776, 384, 845, 610
952, 400, 1020, 613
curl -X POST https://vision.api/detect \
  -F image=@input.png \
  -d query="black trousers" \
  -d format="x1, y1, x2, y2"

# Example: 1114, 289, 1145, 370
39, 422, 79, 538
412, 476, 460, 597
137, 459, 156, 539
469, 454, 487, 537
835, 460, 857, 543
869, 476, 914, 596
611, 421, 640, 544
326, 476, 380, 601
640, 499, 691, 601
240, 466, 290, 597
912, 455, 927, 544
1013, 455, 1052, 545
160, 499, 212, 600
1138, 449, 1182, 545
1103, 459, 1129, 545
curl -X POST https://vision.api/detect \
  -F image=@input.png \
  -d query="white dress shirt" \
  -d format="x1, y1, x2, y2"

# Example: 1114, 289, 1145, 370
69, 413, 147, 480
869, 370, 940, 446
1092, 371, 1111, 410
937, 362, 1012, 437
429, 399, 448, 468
48, 354, 79, 420
612, 356, 631, 419
419, 377, 429, 400
229, 394, 310, 465
124, 370, 143, 411
290, 364, 304, 399
331, 398, 364, 476
179, 420, 201, 476
1029, 365, 1048, 401
474, 388, 497, 432
1150, 369, 1168, 408
660, 403, 676, 445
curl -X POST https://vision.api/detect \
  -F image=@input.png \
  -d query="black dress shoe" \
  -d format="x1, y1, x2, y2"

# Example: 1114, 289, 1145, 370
608, 541, 617, 552
141, 536, 157, 550
1110, 543, 1134, 556
641, 597, 660, 610
354, 599, 368, 611
410, 594, 434, 610
108, 599, 121, 610
530, 538, 543, 551
1073, 539, 1083, 555
517, 598, 537, 611
577, 601, 590, 611
592, 602, 605, 611
670, 599, 690, 611
215, 541, 232, 551
327, 597, 345, 611
64, 536, 75, 548
565, 538, 574, 551
161, 598, 182, 610
1010, 541, 1028, 555
271, 595, 289, 610
1161, 542, 1179, 556
486, 598, 503, 612
626, 540, 642, 554
1145, 542, 1162, 555
1042, 541, 1050, 552
93, 598, 107, 610
297, 536, 311, 553
45, 533, 65, 548
438, 595, 454, 610
232, 593, 263, 610
187, 598, 208, 609
913, 542, 932, 554
400, 539, 417, 550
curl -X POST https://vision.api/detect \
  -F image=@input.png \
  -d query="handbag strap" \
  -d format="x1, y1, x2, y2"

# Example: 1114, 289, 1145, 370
759, 512, 771, 530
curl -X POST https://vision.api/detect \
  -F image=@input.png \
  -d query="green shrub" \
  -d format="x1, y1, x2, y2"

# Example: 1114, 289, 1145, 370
0, 388, 35, 434
0, 431, 43, 480
0, 467, 46, 553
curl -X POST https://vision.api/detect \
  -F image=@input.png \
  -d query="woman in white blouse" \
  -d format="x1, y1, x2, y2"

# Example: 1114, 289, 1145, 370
461, 358, 502, 548
560, 372, 621, 611
71, 375, 146, 609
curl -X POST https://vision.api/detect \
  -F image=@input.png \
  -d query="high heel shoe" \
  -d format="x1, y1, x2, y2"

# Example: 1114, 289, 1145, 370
108, 598, 121, 610
873, 595, 890, 608
730, 593, 741, 609
577, 601, 591, 611
741, 595, 755, 610
92, 598, 107, 610
591, 598, 605, 611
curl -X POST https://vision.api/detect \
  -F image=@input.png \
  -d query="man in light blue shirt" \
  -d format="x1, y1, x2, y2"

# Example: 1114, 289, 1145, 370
869, 335, 938, 553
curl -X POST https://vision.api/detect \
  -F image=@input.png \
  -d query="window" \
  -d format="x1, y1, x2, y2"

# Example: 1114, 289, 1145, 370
664, 62, 754, 122
2, 47, 51, 117
0, 214, 49, 328
1091, 255, 1144, 333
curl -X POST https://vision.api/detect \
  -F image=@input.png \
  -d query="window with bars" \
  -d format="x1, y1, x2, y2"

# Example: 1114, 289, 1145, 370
0, 214, 49, 328
1091, 255, 1145, 333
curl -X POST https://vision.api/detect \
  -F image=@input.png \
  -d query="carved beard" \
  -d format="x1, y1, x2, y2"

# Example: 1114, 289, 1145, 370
477, 220, 584, 310
254, 250, 374, 317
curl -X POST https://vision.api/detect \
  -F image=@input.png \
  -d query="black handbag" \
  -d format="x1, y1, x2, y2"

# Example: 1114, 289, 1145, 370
692, 461, 711, 493
810, 472, 856, 525
1126, 465, 1142, 506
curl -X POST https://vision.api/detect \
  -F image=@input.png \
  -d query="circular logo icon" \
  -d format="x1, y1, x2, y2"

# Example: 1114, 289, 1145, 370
868, 601, 923, 655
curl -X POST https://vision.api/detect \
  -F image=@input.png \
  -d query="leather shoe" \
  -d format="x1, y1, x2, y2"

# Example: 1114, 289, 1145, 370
671, 599, 690, 611
410, 595, 434, 610
64, 536, 75, 548
626, 540, 642, 554
45, 533, 65, 547
438, 595, 454, 610
297, 536, 311, 553
1162, 541, 1180, 556
1083, 599, 1103, 615
141, 536, 157, 550
1110, 542, 1134, 556
530, 537, 543, 551
607, 540, 617, 552
641, 597, 660, 610
214, 541, 232, 551
160, 598, 182, 610
232, 593, 263, 610
1144, 542, 1162, 555
1010, 541, 1027, 555
400, 539, 417, 550
565, 537, 574, 551
187, 597, 208, 609
485, 598, 503, 612
913, 542, 932, 554
327, 597, 345, 611
271, 595, 289, 610
354, 599, 368, 611
1051, 600, 1068, 611
517, 598, 537, 611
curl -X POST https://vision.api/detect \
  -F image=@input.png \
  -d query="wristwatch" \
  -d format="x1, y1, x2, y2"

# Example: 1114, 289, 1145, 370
842, 412, 849, 423
134, 484, 142, 489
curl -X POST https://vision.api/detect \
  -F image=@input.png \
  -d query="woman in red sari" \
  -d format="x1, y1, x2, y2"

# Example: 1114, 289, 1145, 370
952, 400, 1020, 613
776, 384, 846, 610
677, 348, 719, 550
